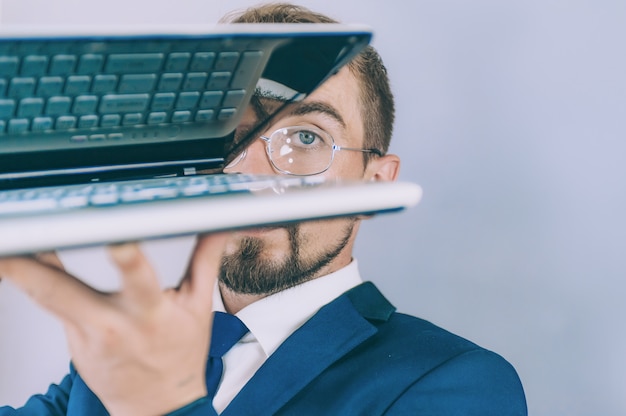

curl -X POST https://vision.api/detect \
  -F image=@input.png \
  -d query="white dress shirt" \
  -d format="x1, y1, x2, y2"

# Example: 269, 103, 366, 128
211, 260, 363, 413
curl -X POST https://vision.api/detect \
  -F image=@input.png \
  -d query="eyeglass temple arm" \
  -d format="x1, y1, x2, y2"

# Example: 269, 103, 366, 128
333, 145, 383, 157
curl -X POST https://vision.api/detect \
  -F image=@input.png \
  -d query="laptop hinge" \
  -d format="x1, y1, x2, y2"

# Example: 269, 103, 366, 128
0, 158, 224, 190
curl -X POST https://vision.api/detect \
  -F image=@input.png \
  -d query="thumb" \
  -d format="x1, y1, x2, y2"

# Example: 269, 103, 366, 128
181, 233, 229, 313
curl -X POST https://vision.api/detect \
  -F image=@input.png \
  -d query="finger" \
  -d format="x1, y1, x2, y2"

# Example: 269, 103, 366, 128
35, 252, 66, 271
179, 235, 214, 287
182, 233, 229, 313
107, 243, 161, 307
0, 257, 108, 324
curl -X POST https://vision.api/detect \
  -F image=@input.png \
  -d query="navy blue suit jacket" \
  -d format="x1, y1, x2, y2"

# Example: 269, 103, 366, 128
1, 282, 527, 415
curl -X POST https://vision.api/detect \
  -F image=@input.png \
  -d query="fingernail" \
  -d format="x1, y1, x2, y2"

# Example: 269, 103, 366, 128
108, 243, 140, 264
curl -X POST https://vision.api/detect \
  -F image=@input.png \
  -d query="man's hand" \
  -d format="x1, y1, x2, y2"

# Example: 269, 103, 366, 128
0, 233, 228, 416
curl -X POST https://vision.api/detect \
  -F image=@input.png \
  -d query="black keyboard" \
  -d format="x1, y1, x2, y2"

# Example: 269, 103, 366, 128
0, 33, 271, 153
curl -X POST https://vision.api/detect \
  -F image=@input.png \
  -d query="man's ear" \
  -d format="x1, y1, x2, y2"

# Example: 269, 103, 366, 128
364, 153, 401, 182
355, 154, 401, 221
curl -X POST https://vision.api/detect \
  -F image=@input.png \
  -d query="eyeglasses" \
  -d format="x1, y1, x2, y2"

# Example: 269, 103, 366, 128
226, 125, 383, 176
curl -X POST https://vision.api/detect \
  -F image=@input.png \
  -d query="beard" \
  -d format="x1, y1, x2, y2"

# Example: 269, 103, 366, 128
219, 220, 356, 296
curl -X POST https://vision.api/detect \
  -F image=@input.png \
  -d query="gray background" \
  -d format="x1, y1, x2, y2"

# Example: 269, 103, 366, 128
1, 0, 625, 414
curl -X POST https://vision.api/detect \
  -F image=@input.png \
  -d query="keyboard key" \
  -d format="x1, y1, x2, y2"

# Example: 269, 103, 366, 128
119, 74, 157, 93
59, 188, 92, 207
70, 134, 88, 142
8, 78, 36, 98
231, 51, 264, 89
58, 194, 89, 209
100, 94, 150, 113
77, 54, 104, 74
176, 92, 200, 109
90, 189, 119, 206
49, 55, 77, 75
56, 116, 77, 130
158, 73, 183, 91
182, 72, 207, 90
0, 99, 16, 118
18, 97, 44, 117
0, 57, 19, 77
151, 93, 176, 111
106, 53, 164, 73
218, 108, 237, 120
189, 52, 215, 71
172, 111, 191, 123
65, 75, 91, 95
165, 53, 191, 71
78, 115, 99, 128
92, 75, 118, 93
123, 113, 143, 126
73, 95, 98, 115
8, 118, 29, 133
21, 55, 49, 76
222, 89, 246, 108
88, 184, 120, 205
196, 109, 215, 122
32, 117, 54, 131
200, 91, 223, 109
46, 96, 72, 115
120, 185, 179, 202
0, 196, 58, 214
215, 52, 239, 71
37, 76, 64, 96
147, 112, 167, 124
101, 114, 121, 127
207, 72, 231, 90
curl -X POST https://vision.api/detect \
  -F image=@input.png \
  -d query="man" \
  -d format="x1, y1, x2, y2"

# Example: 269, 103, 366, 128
0, 3, 527, 415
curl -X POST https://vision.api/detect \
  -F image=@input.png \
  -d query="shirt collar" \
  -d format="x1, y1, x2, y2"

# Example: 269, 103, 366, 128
213, 260, 363, 357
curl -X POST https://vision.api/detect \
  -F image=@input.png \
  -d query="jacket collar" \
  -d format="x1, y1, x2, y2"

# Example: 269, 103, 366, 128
222, 282, 395, 415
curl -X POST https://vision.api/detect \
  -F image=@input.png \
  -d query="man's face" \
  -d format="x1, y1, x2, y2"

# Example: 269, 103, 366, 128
218, 67, 373, 296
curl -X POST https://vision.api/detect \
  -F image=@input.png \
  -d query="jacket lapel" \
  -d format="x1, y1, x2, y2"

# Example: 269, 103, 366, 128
66, 371, 109, 416
222, 282, 395, 416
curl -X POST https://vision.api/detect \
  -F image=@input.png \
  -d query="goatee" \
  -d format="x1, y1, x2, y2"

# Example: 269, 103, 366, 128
219, 221, 355, 296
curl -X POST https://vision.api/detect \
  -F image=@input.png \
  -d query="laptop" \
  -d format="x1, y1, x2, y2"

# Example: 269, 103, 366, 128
0, 23, 422, 256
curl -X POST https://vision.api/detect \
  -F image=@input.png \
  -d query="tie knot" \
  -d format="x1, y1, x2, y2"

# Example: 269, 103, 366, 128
210, 311, 249, 358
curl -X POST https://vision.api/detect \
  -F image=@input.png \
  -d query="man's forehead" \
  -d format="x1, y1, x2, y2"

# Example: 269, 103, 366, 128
235, 69, 355, 145
234, 95, 342, 147
250, 93, 344, 126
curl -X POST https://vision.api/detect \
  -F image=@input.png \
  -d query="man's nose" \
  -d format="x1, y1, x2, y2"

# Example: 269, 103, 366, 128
223, 139, 276, 175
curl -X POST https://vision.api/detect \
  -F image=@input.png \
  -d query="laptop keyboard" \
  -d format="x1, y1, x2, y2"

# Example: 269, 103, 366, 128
0, 174, 324, 217
0, 35, 269, 152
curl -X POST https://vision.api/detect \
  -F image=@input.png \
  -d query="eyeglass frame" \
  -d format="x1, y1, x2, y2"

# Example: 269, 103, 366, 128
225, 125, 384, 176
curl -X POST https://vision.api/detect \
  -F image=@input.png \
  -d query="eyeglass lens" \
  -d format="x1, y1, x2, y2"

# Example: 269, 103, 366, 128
265, 127, 334, 175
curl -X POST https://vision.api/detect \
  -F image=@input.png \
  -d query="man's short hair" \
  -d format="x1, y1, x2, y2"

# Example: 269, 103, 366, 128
222, 3, 395, 158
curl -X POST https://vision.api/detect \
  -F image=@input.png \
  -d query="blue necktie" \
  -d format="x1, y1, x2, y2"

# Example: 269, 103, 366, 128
206, 311, 249, 399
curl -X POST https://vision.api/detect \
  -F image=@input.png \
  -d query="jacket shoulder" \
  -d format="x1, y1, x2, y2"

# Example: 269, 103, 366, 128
330, 282, 528, 415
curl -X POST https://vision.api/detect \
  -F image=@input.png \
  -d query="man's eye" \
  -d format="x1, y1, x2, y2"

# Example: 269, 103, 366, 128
297, 131, 318, 145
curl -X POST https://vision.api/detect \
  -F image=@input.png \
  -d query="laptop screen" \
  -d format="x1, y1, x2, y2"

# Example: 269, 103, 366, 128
0, 24, 371, 188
